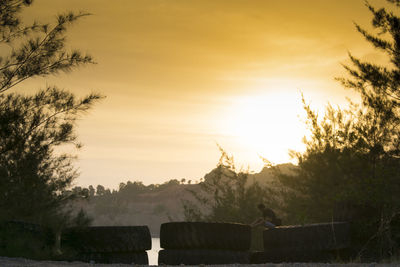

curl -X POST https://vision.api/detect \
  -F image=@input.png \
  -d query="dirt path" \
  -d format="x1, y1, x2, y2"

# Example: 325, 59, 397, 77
0, 257, 398, 267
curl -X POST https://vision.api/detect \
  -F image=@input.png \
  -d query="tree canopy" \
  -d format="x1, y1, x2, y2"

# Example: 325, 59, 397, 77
182, 147, 277, 224
276, 0, 400, 259
0, 0, 102, 226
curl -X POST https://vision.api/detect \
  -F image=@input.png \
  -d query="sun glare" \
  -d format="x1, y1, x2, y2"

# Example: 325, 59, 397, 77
219, 88, 308, 168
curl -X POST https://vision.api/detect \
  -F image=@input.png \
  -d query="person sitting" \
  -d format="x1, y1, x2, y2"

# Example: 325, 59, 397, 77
250, 203, 282, 229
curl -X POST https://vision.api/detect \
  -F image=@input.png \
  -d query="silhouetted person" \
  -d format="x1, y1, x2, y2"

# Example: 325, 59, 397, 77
250, 203, 281, 228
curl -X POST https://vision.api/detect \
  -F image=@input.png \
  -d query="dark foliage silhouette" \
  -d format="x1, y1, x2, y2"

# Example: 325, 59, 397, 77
0, 0, 102, 241
182, 147, 277, 224
276, 0, 400, 260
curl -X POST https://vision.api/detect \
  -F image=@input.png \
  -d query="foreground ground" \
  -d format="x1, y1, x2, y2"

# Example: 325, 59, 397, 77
0, 257, 398, 267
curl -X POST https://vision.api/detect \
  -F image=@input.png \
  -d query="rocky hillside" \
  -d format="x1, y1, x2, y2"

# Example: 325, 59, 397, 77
75, 163, 296, 237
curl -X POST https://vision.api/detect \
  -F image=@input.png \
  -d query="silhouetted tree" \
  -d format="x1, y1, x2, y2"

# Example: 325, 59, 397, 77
277, 0, 400, 259
0, 1, 93, 93
183, 147, 275, 224
88, 185, 95, 197
95, 185, 106, 196
0, 0, 102, 227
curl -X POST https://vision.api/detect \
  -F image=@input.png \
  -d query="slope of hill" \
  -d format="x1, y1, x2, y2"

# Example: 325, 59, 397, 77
250, 163, 298, 185
76, 163, 296, 237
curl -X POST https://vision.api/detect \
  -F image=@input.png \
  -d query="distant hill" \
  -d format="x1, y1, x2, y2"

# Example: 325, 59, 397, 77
74, 163, 297, 237
250, 163, 298, 185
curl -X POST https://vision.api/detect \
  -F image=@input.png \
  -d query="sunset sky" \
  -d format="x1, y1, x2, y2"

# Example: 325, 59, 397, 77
17, 0, 389, 189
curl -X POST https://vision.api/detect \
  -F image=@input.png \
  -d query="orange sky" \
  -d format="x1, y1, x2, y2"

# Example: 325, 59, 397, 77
16, 0, 389, 188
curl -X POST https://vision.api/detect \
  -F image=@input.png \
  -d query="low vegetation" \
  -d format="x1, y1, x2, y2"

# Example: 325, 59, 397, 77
182, 146, 279, 224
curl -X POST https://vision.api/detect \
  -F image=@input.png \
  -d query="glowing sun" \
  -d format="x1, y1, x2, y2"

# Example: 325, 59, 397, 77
219, 90, 308, 165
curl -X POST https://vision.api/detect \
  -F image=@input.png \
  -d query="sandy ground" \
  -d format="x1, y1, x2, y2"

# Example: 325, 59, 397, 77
0, 257, 398, 267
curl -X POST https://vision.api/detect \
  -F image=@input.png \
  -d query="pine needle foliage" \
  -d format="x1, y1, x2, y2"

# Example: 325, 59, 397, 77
277, 0, 400, 260
183, 146, 275, 224
0, 0, 102, 228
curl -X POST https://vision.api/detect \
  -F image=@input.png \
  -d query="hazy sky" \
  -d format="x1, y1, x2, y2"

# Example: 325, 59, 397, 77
16, 0, 389, 188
